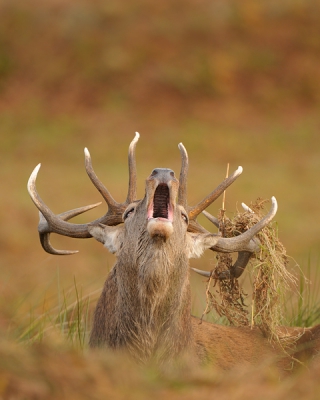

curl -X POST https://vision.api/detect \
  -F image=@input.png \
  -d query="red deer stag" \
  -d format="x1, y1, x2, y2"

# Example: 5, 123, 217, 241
28, 133, 320, 369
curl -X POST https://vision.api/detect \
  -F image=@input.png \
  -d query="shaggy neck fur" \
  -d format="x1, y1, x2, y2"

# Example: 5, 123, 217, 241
118, 223, 193, 364
89, 209, 194, 365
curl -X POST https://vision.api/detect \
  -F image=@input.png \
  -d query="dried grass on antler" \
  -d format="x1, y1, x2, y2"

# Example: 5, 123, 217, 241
201, 198, 298, 344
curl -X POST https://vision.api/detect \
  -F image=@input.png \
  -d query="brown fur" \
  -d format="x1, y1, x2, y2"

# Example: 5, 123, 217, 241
192, 319, 320, 371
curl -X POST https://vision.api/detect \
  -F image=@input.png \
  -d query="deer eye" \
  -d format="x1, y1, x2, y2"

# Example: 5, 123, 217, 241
123, 207, 135, 221
181, 212, 188, 224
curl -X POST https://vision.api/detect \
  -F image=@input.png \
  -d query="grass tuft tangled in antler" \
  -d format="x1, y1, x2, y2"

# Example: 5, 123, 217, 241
201, 198, 298, 346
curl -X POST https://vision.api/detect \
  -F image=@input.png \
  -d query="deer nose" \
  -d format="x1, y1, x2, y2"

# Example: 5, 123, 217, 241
149, 168, 176, 183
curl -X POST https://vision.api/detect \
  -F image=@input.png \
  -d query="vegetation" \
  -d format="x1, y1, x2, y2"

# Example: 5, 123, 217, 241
200, 199, 294, 332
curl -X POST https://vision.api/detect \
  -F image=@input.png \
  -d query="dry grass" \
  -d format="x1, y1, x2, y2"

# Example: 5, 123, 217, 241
200, 198, 300, 349
1, 336, 320, 400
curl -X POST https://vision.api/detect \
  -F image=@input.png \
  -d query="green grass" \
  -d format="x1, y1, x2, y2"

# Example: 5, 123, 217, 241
285, 255, 320, 327
17, 277, 101, 349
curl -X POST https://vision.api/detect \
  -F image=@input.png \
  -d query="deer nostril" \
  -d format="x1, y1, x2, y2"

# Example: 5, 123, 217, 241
151, 170, 158, 176
170, 171, 174, 177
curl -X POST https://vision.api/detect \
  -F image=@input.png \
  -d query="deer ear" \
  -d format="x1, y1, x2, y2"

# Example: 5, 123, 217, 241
186, 232, 206, 259
88, 224, 124, 254
186, 232, 220, 259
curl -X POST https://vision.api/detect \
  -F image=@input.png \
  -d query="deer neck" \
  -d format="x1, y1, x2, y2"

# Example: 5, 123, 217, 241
115, 232, 194, 363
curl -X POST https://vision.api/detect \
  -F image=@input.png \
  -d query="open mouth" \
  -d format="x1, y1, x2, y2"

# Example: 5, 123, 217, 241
147, 184, 173, 222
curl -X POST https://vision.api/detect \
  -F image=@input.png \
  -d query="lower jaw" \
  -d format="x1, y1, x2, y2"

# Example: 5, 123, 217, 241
147, 218, 173, 239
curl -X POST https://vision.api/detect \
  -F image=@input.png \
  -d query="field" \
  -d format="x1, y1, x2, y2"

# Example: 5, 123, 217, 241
1, 0, 320, 398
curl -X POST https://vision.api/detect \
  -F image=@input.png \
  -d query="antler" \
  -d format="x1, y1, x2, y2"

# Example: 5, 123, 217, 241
177, 142, 244, 233
178, 143, 188, 210
177, 143, 277, 278
191, 198, 278, 279
27, 132, 140, 255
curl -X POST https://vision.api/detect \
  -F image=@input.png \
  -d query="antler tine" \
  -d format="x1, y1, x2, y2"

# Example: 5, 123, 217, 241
39, 230, 78, 255
190, 267, 211, 278
84, 148, 118, 210
85, 132, 139, 208
126, 132, 139, 204
202, 210, 219, 228
191, 251, 252, 280
242, 202, 254, 213
178, 142, 189, 209
188, 166, 243, 221
28, 164, 106, 238
54, 203, 102, 221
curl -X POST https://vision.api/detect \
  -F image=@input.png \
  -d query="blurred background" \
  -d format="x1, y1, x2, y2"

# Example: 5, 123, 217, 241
0, 0, 320, 334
